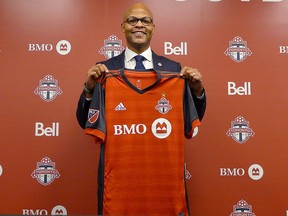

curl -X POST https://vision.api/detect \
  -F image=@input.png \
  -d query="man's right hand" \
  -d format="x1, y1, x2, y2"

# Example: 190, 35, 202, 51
84, 64, 109, 97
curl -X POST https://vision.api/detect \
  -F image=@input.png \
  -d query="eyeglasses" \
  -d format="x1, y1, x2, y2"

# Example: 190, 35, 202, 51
124, 16, 153, 26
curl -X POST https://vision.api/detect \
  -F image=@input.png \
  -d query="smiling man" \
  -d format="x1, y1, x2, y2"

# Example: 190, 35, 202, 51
76, 3, 206, 216
121, 3, 155, 53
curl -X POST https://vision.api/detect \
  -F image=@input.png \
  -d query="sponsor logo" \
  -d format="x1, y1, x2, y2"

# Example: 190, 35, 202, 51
228, 82, 251, 95
155, 92, 172, 114
164, 42, 188, 55
279, 46, 288, 54
225, 36, 252, 62
31, 157, 60, 186
151, 118, 172, 139
220, 164, 264, 180
51, 205, 67, 215
88, 109, 99, 124
230, 199, 256, 216
22, 209, 48, 215
114, 124, 147, 135
35, 122, 59, 136
28, 40, 71, 55
99, 35, 125, 59
115, 102, 126, 111
220, 168, 245, 177
34, 74, 63, 102
248, 164, 264, 180
226, 116, 255, 144
22, 205, 67, 215
56, 40, 71, 55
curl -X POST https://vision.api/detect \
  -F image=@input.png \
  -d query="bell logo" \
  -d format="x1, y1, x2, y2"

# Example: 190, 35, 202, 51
35, 122, 60, 136
228, 82, 251, 95
164, 42, 188, 55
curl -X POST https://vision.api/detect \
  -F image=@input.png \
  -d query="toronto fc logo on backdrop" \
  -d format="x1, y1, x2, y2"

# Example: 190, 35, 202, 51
225, 36, 252, 62
31, 157, 60, 186
34, 74, 63, 102
226, 116, 255, 144
230, 199, 256, 216
99, 35, 125, 59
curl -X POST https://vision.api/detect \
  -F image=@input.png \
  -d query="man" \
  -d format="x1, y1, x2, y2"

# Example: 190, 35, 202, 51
76, 3, 206, 215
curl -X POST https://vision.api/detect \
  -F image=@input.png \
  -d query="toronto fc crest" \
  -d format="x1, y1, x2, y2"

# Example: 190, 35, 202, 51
155, 92, 172, 114
99, 35, 125, 59
225, 36, 252, 63
226, 116, 255, 144
31, 157, 60, 186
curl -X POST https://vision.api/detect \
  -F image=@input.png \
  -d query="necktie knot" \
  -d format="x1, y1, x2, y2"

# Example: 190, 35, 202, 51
134, 55, 146, 70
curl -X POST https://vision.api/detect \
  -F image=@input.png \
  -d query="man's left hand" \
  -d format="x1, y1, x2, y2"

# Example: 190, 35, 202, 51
180, 66, 204, 97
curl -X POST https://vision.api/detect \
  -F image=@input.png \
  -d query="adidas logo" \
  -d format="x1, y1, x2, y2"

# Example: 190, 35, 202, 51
115, 102, 126, 111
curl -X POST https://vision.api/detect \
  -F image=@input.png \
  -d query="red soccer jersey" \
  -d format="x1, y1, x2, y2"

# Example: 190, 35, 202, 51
85, 69, 200, 216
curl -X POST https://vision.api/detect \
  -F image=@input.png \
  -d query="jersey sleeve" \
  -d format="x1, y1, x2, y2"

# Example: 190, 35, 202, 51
183, 80, 201, 139
84, 81, 106, 144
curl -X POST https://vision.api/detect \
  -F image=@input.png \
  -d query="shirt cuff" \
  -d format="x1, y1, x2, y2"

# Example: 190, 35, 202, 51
196, 92, 205, 100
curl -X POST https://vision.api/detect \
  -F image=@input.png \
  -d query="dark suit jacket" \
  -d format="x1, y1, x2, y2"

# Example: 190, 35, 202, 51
76, 51, 206, 129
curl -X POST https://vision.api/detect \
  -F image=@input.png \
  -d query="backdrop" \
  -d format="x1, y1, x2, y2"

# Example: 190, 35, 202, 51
1, 0, 288, 215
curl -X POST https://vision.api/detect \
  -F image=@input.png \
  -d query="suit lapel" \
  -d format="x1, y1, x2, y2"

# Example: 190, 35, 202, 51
152, 51, 164, 71
113, 52, 125, 69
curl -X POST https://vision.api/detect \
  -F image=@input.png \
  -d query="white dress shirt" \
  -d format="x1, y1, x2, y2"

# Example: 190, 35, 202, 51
124, 47, 153, 69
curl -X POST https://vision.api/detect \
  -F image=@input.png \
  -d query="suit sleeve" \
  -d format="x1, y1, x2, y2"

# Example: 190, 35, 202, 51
76, 91, 91, 129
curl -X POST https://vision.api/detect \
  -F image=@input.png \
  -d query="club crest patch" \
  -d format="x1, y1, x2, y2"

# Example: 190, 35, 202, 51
155, 92, 172, 114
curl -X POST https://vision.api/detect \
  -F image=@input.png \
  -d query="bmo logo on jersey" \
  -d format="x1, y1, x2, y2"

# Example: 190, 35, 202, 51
114, 124, 147, 135
35, 122, 59, 136
113, 118, 172, 139
164, 42, 188, 55
228, 82, 251, 95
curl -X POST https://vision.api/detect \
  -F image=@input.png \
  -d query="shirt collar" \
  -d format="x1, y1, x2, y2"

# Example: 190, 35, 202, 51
125, 47, 152, 62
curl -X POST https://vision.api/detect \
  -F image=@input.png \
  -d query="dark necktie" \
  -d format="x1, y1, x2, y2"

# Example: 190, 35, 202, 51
134, 55, 146, 70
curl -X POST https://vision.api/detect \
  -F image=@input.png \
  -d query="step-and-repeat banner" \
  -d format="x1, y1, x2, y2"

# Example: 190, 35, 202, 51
1, 0, 288, 215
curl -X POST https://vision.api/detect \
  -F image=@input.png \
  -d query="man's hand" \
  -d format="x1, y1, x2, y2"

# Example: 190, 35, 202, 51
180, 66, 204, 97
84, 64, 108, 97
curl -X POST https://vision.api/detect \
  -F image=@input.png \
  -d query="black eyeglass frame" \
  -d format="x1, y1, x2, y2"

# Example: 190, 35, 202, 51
124, 16, 153, 26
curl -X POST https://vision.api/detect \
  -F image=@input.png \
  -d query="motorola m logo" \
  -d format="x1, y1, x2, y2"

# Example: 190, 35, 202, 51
220, 164, 264, 180
28, 40, 71, 55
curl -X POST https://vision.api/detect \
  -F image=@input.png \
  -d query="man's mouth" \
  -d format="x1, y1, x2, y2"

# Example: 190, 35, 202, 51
132, 31, 146, 36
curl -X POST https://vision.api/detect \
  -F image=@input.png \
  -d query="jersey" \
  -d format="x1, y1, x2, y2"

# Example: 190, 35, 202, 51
85, 69, 200, 216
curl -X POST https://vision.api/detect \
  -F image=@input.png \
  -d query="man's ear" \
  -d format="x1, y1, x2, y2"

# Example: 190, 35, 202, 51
121, 23, 125, 33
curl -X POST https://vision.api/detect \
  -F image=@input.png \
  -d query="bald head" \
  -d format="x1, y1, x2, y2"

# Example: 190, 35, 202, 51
123, 3, 153, 21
